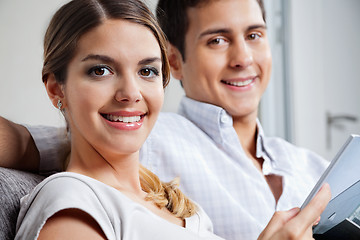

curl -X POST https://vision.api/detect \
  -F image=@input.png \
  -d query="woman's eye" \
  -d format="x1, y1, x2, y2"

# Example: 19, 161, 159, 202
139, 67, 159, 78
88, 66, 112, 76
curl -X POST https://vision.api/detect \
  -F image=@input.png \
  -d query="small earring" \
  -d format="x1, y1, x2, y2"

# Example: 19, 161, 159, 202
57, 100, 62, 110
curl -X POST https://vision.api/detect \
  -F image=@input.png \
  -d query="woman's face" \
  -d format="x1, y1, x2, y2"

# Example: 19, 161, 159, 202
61, 19, 164, 158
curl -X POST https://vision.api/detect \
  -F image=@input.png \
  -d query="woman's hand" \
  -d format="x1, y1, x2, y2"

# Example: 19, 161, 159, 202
258, 183, 331, 240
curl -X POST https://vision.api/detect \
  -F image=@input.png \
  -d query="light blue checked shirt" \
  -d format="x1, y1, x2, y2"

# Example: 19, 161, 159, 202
29, 96, 328, 240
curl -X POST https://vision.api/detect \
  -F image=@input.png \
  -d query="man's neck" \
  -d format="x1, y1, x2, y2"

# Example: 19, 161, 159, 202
233, 115, 258, 159
233, 114, 265, 173
233, 115, 284, 203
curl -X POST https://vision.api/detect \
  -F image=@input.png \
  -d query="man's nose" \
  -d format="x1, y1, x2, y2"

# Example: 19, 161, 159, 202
229, 39, 253, 69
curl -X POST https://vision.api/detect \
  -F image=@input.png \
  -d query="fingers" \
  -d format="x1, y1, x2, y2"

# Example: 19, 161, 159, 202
286, 183, 331, 236
257, 183, 331, 240
313, 216, 321, 226
258, 208, 300, 240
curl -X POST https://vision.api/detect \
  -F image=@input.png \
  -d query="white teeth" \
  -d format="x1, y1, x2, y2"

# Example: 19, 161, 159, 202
225, 79, 253, 87
105, 114, 141, 123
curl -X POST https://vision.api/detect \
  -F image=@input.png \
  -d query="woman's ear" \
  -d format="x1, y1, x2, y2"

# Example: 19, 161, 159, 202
167, 43, 184, 81
44, 74, 65, 109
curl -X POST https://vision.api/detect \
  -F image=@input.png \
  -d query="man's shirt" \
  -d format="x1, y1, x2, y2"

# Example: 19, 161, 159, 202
28, 96, 328, 240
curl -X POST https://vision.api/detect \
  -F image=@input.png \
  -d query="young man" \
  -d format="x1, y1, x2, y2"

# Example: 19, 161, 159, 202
0, 0, 328, 239
151, 0, 328, 237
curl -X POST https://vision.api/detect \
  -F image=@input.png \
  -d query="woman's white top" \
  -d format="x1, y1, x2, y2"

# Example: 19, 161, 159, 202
15, 172, 223, 240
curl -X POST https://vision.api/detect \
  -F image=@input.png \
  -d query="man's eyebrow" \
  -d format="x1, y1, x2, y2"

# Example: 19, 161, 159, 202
247, 24, 267, 31
138, 57, 162, 65
199, 28, 231, 38
199, 24, 267, 39
81, 54, 116, 63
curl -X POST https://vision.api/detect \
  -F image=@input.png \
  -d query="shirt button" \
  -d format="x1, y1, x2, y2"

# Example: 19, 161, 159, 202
221, 115, 230, 124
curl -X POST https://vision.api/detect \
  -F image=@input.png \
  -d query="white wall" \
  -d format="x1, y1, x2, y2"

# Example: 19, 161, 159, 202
259, 0, 289, 139
288, 0, 360, 159
289, 0, 326, 155
0, 0, 72, 127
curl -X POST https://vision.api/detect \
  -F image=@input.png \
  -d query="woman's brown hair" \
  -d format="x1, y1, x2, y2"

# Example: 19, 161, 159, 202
43, 0, 196, 219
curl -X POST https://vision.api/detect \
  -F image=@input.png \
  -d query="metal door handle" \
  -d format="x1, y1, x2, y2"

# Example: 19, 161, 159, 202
326, 112, 358, 149
327, 114, 358, 125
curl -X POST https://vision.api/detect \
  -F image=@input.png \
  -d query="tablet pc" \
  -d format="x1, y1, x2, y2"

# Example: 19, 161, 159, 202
301, 134, 360, 235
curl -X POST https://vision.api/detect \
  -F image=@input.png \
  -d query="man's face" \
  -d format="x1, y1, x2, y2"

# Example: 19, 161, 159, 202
178, 0, 272, 119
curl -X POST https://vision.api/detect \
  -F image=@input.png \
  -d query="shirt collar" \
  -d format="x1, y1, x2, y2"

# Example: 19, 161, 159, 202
255, 119, 275, 161
178, 96, 233, 145
256, 120, 294, 175
178, 96, 276, 163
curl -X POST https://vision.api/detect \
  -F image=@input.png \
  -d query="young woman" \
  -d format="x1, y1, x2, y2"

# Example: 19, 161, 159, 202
15, 0, 330, 239
14, 0, 212, 239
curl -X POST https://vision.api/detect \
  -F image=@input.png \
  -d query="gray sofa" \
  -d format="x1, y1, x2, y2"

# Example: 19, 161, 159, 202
0, 167, 44, 240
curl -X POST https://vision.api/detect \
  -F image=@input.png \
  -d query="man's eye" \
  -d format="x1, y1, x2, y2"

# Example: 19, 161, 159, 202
248, 33, 261, 40
209, 38, 227, 45
139, 67, 159, 78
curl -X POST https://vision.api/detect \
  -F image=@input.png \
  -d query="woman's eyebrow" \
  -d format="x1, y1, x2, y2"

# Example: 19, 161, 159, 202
81, 54, 116, 64
138, 57, 161, 65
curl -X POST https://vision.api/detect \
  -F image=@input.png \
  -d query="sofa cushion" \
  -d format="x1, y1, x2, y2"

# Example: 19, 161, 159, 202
0, 167, 44, 240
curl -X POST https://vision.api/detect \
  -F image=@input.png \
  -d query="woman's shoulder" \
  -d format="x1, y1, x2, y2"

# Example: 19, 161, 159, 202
27, 172, 101, 199
16, 172, 117, 239
20, 172, 123, 217
43, 172, 102, 187
18, 172, 107, 217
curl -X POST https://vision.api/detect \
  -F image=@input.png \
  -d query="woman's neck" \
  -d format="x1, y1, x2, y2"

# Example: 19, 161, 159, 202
67, 133, 184, 227
66, 133, 144, 196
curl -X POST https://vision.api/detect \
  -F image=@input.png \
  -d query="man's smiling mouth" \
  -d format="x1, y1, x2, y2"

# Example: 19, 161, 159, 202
221, 78, 254, 87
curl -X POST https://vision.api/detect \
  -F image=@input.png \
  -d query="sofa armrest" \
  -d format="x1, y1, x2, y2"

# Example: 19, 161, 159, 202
0, 167, 44, 240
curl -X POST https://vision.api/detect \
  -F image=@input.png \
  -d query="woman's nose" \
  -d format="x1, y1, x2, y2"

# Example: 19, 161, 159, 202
114, 77, 142, 103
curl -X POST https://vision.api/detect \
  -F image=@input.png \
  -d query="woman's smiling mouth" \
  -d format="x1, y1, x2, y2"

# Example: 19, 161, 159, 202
101, 113, 146, 130
102, 114, 143, 123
